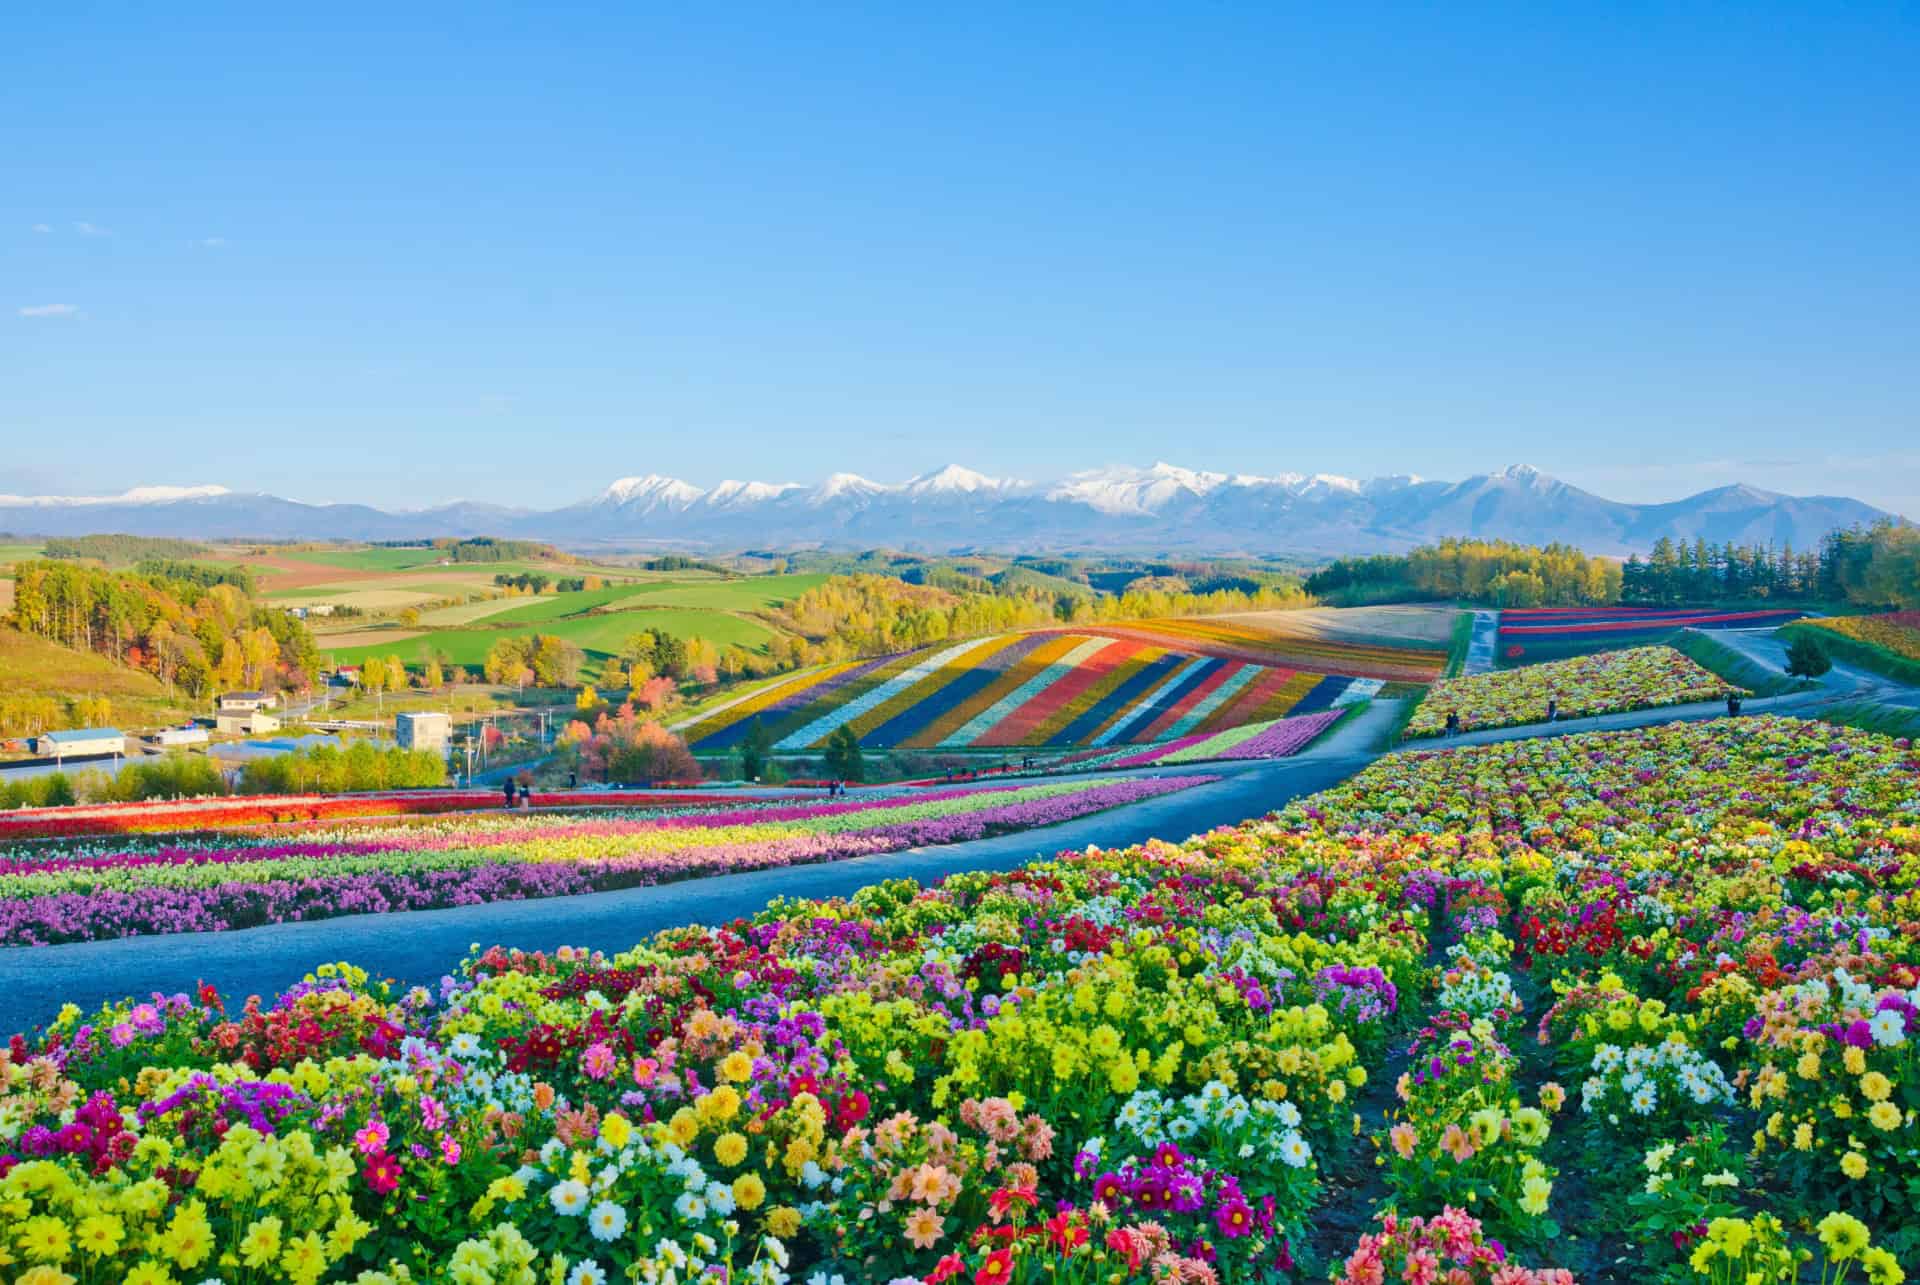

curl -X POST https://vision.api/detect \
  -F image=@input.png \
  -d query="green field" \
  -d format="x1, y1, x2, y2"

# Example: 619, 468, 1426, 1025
319, 607, 779, 671
281, 547, 452, 572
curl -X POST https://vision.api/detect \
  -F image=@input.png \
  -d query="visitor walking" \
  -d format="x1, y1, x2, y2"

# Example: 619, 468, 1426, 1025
1444, 711, 1461, 739
502, 779, 516, 809
1546, 698, 1558, 723
1727, 692, 1743, 717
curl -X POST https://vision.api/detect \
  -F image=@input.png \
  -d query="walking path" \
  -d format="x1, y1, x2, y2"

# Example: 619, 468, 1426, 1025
1463, 610, 1500, 674
5, 647, 1914, 1032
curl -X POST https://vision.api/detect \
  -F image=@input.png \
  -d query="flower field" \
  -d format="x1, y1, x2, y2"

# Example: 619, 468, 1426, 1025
1799, 612, 1920, 663
1497, 607, 1809, 639
0, 792, 711, 843
6, 714, 1916, 1283
1036, 618, 1448, 683
1407, 645, 1739, 737
0, 776, 1209, 946
1049, 708, 1346, 773
675, 631, 1374, 753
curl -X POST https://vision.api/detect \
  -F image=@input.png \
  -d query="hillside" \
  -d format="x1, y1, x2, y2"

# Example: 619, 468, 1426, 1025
0, 626, 197, 736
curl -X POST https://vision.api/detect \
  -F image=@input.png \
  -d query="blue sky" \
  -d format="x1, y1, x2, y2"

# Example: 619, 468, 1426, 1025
5, 3, 1916, 515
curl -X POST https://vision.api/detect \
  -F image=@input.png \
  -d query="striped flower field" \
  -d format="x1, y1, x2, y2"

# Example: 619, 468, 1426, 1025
675, 631, 1377, 751
0, 774, 1211, 945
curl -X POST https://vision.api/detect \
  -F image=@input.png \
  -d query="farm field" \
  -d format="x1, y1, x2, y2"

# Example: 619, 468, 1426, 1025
676, 629, 1379, 752
1496, 605, 1807, 665
1056, 607, 1451, 682
0, 774, 1209, 945
1406, 643, 1737, 736
318, 605, 778, 669
9, 714, 1914, 1282
1798, 611, 1920, 662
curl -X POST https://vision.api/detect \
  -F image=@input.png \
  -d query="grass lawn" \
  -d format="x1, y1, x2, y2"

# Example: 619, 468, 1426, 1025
0, 626, 199, 731
279, 547, 451, 572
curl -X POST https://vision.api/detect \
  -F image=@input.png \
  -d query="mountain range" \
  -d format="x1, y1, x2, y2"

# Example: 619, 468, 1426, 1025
0, 464, 1899, 557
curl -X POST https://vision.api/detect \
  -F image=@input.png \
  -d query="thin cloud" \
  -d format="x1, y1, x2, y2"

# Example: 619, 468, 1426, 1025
198, 236, 227, 248
31, 223, 51, 233
19, 303, 80, 318
74, 221, 110, 237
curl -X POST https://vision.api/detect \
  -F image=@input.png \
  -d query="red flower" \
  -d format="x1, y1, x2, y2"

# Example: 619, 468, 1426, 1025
974, 1248, 1014, 1285
926, 1254, 966, 1284
362, 1150, 401, 1194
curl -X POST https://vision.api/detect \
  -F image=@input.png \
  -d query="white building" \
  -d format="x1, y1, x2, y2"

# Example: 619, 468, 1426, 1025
216, 710, 282, 736
218, 690, 279, 713
155, 726, 211, 748
34, 728, 126, 758
396, 711, 451, 752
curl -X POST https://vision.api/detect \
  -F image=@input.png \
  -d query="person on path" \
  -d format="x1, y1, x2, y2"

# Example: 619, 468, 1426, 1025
1727, 692, 1743, 717
503, 779, 516, 809
1547, 698, 1558, 723
1445, 710, 1461, 739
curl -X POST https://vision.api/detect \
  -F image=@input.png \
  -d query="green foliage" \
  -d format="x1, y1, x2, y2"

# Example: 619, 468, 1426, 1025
133, 558, 256, 594
1784, 634, 1833, 679
1308, 539, 1622, 607
1623, 520, 1917, 607
1779, 622, 1920, 688
1443, 610, 1474, 679
43, 533, 209, 564
823, 724, 865, 782
442, 537, 564, 563
1666, 629, 1802, 697
738, 717, 772, 782
237, 740, 448, 793
0, 772, 76, 811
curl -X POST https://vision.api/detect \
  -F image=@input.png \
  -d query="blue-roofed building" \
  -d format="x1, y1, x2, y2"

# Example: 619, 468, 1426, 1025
32, 727, 126, 758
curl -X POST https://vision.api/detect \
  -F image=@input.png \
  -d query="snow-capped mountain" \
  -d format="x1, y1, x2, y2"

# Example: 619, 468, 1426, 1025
0, 464, 1898, 555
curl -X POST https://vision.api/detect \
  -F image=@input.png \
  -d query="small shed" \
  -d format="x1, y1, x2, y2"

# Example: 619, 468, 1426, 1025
155, 726, 211, 748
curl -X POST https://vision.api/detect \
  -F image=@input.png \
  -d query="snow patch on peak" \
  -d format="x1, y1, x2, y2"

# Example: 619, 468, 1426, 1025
601, 475, 706, 508
903, 464, 1017, 495
0, 484, 233, 507
704, 479, 800, 507
1049, 462, 1229, 515
814, 473, 892, 502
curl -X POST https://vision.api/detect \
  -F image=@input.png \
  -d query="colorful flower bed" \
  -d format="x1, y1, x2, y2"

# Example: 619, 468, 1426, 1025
0, 791, 715, 842
1064, 708, 1345, 771
675, 632, 1368, 752
1497, 607, 1808, 637
0, 776, 1209, 946
1800, 612, 1920, 663
1407, 645, 1739, 737
5, 715, 1916, 1284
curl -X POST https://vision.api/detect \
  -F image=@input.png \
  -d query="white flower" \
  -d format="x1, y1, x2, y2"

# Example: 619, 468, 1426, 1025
1278, 1132, 1312, 1169
1278, 1101, 1302, 1128
707, 1180, 738, 1216
569, 1260, 609, 1285
550, 1179, 591, 1215
589, 1200, 628, 1242
674, 1191, 709, 1220
1869, 1009, 1906, 1047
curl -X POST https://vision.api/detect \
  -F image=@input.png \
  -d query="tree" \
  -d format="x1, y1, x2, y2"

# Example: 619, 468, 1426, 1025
385, 655, 409, 691
361, 656, 390, 708
576, 685, 600, 711
1785, 634, 1832, 679
399, 607, 422, 628
740, 717, 772, 782
423, 657, 445, 690
823, 725, 864, 783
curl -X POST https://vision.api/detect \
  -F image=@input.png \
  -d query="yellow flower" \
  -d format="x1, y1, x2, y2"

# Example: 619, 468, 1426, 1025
1860, 1072, 1893, 1102
733, 1173, 767, 1210
714, 1132, 749, 1167
599, 1112, 633, 1149
15, 1268, 79, 1285
668, 1108, 700, 1146
1869, 1102, 1902, 1131
74, 1215, 124, 1259
1818, 1212, 1870, 1262
239, 1216, 283, 1269
767, 1206, 803, 1238
1519, 1175, 1552, 1216
18, 1216, 72, 1264
279, 1230, 328, 1285
720, 1051, 754, 1083
1843, 1046, 1867, 1076
1840, 1151, 1869, 1180
1793, 1122, 1815, 1151
1797, 1052, 1823, 1080
1862, 1246, 1905, 1285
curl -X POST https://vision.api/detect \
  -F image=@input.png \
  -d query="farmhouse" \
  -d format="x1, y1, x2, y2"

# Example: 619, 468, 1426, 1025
396, 711, 452, 752
154, 726, 211, 748
216, 710, 282, 736
33, 727, 126, 758
218, 690, 279, 713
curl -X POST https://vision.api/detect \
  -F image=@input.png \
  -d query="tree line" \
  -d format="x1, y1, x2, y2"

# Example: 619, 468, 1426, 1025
1623, 521, 1919, 607
1306, 540, 1622, 607
9, 560, 320, 698
43, 533, 210, 564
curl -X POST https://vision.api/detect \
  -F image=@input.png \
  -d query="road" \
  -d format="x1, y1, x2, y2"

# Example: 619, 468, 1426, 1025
4, 653, 1913, 1032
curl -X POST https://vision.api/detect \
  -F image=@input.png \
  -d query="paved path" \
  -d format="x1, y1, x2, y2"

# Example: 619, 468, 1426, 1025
1464, 611, 1499, 675
6, 653, 1913, 1033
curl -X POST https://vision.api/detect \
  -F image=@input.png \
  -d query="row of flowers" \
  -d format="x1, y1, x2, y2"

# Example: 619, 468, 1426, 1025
1406, 645, 1740, 736
0, 776, 1211, 946
1797, 613, 1920, 663
1, 714, 1914, 1283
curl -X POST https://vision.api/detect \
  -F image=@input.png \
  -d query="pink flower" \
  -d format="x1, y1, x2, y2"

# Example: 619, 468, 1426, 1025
353, 1119, 390, 1155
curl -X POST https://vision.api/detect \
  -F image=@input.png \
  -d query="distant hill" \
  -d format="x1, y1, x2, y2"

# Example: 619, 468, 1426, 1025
0, 464, 1897, 556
